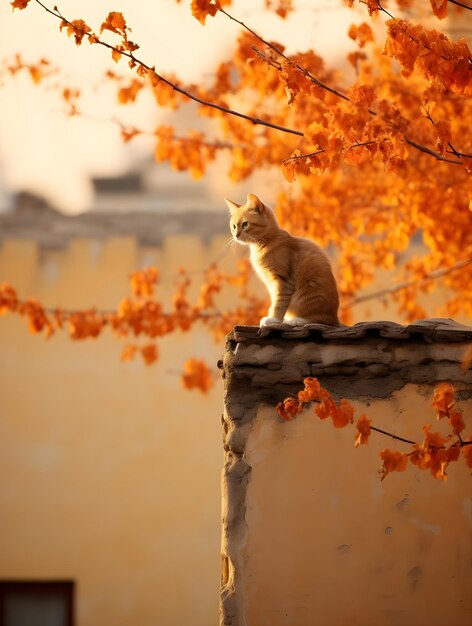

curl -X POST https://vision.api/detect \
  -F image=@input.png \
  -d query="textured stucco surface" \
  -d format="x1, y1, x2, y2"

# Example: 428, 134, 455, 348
220, 320, 472, 626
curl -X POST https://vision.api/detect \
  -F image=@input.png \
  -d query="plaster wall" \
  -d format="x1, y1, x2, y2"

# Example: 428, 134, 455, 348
243, 388, 472, 626
0, 235, 235, 626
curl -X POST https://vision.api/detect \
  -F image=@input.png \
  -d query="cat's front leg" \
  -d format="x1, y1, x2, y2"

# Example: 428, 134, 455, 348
260, 279, 293, 326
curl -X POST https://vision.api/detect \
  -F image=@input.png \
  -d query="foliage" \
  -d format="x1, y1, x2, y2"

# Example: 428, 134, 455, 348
2, 1, 472, 474
277, 378, 472, 480
0, 261, 266, 390
5, 0, 472, 322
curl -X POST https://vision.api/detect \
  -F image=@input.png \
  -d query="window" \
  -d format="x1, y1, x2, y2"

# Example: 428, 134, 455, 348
0, 581, 74, 626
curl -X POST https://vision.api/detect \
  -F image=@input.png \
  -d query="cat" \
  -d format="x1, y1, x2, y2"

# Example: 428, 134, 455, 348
225, 193, 340, 327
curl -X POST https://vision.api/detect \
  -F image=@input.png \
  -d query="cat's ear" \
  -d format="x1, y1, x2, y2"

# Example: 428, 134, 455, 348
224, 197, 241, 215
246, 193, 265, 214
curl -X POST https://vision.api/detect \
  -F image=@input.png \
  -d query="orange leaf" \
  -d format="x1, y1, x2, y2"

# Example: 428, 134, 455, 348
354, 414, 372, 447
348, 22, 374, 48
463, 441, 472, 469
430, 0, 448, 19
60, 19, 92, 46
111, 48, 122, 63
331, 399, 354, 429
276, 397, 301, 421
141, 344, 159, 365
101, 11, 127, 35
449, 409, 465, 436
379, 449, 409, 481
305, 121, 329, 150
348, 82, 376, 108
10, 0, 31, 9
0, 282, 18, 314
181, 358, 213, 393
117, 79, 143, 104
121, 344, 137, 362
191, 0, 220, 25
130, 267, 159, 297
432, 382, 455, 419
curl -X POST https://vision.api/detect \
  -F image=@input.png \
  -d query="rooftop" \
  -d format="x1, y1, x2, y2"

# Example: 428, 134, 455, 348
230, 318, 472, 344
0, 192, 228, 249
221, 319, 472, 411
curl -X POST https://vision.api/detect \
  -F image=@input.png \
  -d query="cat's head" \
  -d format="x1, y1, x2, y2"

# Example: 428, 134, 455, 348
225, 193, 277, 245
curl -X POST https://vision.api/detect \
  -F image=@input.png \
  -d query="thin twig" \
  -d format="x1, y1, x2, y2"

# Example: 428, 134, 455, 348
447, 0, 472, 10
219, 7, 350, 102
377, 1, 395, 19
371, 425, 415, 445
421, 106, 463, 160
281, 141, 377, 164
343, 257, 472, 309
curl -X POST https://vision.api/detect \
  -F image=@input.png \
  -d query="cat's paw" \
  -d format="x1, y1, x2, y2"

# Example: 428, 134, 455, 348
259, 316, 283, 327
286, 317, 310, 327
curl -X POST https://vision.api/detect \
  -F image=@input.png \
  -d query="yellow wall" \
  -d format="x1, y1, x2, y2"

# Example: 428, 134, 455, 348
1, 232, 470, 626
0, 235, 237, 626
241, 388, 472, 626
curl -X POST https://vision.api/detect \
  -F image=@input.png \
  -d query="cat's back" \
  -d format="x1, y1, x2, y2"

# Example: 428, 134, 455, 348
283, 230, 331, 269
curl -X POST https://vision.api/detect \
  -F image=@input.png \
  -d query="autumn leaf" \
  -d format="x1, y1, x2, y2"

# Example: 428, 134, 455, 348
379, 449, 409, 481
121, 344, 137, 362
448, 410, 465, 436
141, 343, 159, 365
305, 121, 329, 150
281, 156, 298, 182
130, 267, 159, 297
408, 424, 460, 480
297, 376, 326, 403
331, 399, 354, 428
430, 0, 448, 19
432, 382, 455, 419
10, 0, 31, 9
59, 19, 92, 46
463, 442, 472, 469
354, 414, 372, 447
265, 0, 294, 18
0, 282, 18, 313
117, 79, 144, 104
28, 66, 43, 84
348, 23, 374, 48
181, 358, 214, 393
191, 0, 220, 24
100, 12, 127, 35
111, 49, 122, 63
348, 82, 376, 108
276, 397, 300, 421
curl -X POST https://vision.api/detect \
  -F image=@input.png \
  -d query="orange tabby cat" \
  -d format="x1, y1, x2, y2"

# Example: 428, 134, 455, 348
225, 193, 339, 326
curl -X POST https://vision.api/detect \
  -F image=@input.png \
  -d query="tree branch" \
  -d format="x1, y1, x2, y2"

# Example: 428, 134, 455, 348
33, 0, 304, 138
219, 6, 468, 166
31, 1, 470, 166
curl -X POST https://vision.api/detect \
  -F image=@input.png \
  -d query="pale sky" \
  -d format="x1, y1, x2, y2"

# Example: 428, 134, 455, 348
0, 0, 362, 213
